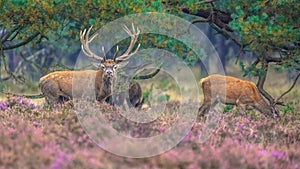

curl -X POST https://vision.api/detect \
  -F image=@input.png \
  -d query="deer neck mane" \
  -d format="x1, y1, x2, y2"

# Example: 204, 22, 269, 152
95, 69, 116, 96
102, 75, 113, 91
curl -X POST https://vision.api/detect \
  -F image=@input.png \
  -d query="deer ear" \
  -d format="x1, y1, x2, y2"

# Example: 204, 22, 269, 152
92, 62, 101, 68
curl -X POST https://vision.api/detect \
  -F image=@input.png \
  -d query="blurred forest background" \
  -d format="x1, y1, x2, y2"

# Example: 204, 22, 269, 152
0, 0, 299, 108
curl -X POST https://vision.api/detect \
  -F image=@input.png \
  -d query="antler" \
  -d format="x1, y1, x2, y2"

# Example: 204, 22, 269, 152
80, 26, 105, 61
115, 23, 141, 62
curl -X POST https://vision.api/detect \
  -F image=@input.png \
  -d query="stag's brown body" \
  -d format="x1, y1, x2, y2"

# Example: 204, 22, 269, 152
198, 74, 279, 118
39, 70, 88, 105
39, 69, 143, 107
39, 69, 102, 106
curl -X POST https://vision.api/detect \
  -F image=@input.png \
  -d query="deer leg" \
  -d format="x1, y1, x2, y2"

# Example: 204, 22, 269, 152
134, 98, 144, 110
105, 96, 113, 105
44, 94, 61, 108
40, 81, 57, 107
44, 95, 54, 107
236, 99, 247, 116
198, 103, 209, 116
198, 99, 213, 116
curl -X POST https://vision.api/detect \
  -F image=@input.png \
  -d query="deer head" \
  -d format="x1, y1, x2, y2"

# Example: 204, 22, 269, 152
79, 23, 141, 79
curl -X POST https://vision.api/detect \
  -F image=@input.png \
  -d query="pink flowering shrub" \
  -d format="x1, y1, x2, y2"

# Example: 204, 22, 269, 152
0, 97, 299, 168
0, 95, 37, 111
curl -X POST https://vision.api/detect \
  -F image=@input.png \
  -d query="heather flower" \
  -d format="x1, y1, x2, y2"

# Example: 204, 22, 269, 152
0, 100, 300, 168
32, 121, 40, 127
0, 102, 8, 110
5, 96, 37, 109
182, 131, 192, 142
271, 151, 285, 158
50, 150, 72, 169
155, 126, 166, 132
258, 149, 266, 156
20, 98, 37, 109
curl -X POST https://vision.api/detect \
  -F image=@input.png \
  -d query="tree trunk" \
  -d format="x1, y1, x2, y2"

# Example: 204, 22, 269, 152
216, 35, 227, 73
256, 59, 274, 104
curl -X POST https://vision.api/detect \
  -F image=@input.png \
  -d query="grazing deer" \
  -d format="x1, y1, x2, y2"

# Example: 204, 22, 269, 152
198, 74, 280, 118
39, 24, 143, 108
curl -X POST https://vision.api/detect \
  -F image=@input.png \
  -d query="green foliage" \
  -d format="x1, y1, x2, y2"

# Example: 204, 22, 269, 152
141, 34, 198, 66
281, 101, 296, 116
223, 105, 233, 113
0, 79, 39, 94
1, 0, 203, 69
157, 93, 170, 102
0, 82, 4, 91
239, 61, 266, 77
1, 0, 298, 56
0, 0, 180, 43
1, 1, 113, 46
142, 86, 170, 104
142, 88, 152, 104
218, 0, 300, 83
219, 0, 299, 46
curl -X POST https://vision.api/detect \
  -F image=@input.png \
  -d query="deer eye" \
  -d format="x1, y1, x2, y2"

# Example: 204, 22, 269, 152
113, 65, 118, 70
100, 64, 106, 70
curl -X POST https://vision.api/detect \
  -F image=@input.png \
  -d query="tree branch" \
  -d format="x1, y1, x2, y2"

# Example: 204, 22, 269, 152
266, 56, 283, 63
0, 43, 25, 83
133, 68, 161, 80
0, 27, 6, 40
210, 24, 242, 47
235, 45, 244, 64
182, 6, 233, 32
8, 27, 22, 42
17, 50, 43, 72
276, 72, 300, 103
0, 76, 11, 82
2, 32, 40, 50
1, 26, 22, 43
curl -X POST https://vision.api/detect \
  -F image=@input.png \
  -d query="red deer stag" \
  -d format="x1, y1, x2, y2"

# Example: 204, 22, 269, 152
198, 74, 280, 118
39, 24, 143, 108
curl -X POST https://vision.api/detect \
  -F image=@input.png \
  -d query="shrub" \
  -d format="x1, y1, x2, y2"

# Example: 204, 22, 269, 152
0, 98, 299, 168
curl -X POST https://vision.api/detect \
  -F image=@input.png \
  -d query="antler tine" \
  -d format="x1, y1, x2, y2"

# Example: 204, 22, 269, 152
116, 23, 141, 62
125, 43, 140, 58
80, 25, 104, 61
122, 24, 131, 35
101, 46, 107, 61
87, 27, 98, 43
113, 46, 119, 61
131, 22, 136, 34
